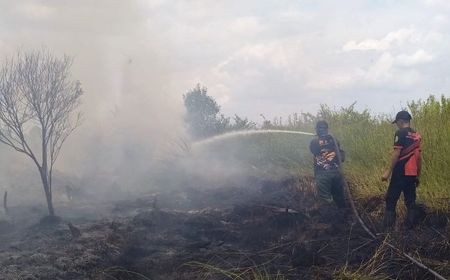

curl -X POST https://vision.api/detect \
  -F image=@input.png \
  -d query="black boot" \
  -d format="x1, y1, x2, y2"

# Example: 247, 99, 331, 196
405, 208, 416, 229
383, 210, 396, 230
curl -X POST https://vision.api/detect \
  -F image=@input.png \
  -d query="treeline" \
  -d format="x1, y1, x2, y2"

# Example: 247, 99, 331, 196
183, 84, 256, 140
183, 84, 372, 138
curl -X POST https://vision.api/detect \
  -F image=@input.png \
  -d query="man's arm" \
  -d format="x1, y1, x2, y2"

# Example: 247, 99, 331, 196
309, 139, 320, 156
382, 148, 401, 181
382, 129, 406, 181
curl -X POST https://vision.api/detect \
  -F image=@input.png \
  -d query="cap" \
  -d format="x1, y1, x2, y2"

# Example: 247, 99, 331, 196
392, 110, 412, 124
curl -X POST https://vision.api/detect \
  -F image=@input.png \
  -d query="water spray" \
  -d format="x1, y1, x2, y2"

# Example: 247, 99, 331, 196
193, 129, 315, 147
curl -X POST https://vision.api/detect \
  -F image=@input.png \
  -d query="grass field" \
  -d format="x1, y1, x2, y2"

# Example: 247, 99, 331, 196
258, 95, 450, 211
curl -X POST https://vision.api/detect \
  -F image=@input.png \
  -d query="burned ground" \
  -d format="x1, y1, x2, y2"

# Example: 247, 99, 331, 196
0, 177, 448, 280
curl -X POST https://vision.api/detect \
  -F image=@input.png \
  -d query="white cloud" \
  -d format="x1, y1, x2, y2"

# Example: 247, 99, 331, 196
16, 3, 55, 19
229, 17, 264, 35
215, 40, 304, 76
395, 49, 434, 66
335, 25, 442, 92
305, 48, 432, 91
368, 52, 394, 81
343, 39, 390, 52
432, 14, 449, 26
2, 0, 444, 120
305, 72, 359, 91
423, 0, 450, 9
343, 28, 416, 52
210, 84, 232, 105
278, 9, 315, 22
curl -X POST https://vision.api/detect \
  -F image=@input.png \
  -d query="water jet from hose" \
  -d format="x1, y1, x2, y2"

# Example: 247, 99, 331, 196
193, 129, 315, 147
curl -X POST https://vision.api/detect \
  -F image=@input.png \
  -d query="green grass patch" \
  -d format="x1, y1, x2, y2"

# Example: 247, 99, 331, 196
264, 95, 450, 211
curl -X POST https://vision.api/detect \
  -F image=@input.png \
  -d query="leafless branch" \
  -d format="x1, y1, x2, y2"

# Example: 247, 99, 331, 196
0, 49, 83, 216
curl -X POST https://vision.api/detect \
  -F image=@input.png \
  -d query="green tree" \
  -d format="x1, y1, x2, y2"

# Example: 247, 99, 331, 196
183, 84, 230, 139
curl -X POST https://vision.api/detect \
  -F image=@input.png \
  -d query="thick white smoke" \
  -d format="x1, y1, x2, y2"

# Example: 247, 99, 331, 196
0, 1, 185, 204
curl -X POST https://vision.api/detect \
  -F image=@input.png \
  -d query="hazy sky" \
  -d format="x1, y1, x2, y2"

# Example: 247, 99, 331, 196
1, 0, 450, 121
1, 0, 450, 198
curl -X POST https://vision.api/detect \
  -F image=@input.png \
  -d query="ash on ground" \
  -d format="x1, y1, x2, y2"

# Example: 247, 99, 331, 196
0, 178, 448, 279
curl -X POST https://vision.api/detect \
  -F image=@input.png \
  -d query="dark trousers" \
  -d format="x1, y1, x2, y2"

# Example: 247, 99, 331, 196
315, 170, 346, 208
385, 175, 417, 212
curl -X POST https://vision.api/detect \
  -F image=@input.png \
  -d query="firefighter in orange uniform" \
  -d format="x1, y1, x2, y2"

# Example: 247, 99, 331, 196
382, 111, 422, 229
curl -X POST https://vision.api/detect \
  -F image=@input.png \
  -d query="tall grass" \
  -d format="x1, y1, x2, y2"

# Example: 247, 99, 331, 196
268, 95, 450, 211
162, 95, 449, 211
408, 96, 450, 210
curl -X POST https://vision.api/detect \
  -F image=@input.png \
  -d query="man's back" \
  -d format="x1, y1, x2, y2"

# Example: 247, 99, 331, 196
392, 127, 421, 177
309, 134, 340, 173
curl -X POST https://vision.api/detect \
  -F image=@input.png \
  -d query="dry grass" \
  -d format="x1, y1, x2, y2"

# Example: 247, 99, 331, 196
262, 95, 450, 211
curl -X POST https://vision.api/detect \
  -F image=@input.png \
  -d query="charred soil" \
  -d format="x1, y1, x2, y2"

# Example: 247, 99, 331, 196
0, 178, 448, 280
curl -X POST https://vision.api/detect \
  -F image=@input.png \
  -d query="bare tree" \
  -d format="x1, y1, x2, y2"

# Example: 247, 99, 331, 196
0, 49, 82, 216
